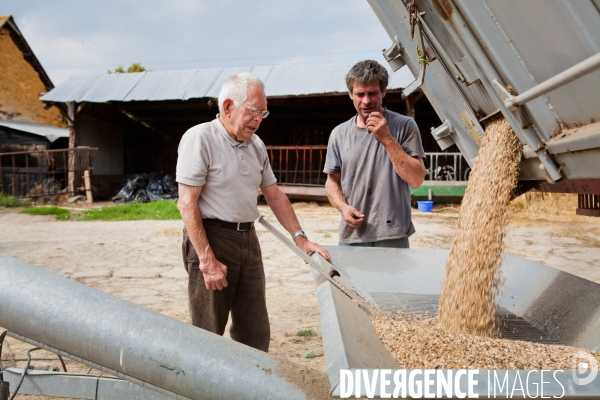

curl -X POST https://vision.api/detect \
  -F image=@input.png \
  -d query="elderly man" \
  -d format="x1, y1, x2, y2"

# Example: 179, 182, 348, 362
324, 60, 426, 248
176, 72, 330, 352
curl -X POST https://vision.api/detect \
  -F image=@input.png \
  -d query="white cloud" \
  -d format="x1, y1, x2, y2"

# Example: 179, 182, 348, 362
5, 0, 394, 85
277, 55, 311, 65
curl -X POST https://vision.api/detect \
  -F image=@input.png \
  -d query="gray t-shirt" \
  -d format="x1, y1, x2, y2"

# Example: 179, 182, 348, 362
323, 110, 425, 243
176, 117, 277, 223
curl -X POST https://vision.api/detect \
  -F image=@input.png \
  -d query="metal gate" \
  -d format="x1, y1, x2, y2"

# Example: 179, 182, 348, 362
265, 145, 467, 186
0, 147, 97, 200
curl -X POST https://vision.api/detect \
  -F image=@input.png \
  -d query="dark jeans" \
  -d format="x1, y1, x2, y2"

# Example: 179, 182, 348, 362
338, 237, 409, 248
182, 224, 270, 352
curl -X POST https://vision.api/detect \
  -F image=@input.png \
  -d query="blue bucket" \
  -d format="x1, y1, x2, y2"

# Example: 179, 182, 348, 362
417, 200, 434, 212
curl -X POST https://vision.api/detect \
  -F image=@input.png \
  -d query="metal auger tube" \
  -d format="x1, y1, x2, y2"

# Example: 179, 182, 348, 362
0, 253, 319, 400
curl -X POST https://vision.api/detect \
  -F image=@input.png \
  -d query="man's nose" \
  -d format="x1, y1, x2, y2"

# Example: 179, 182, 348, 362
362, 96, 372, 104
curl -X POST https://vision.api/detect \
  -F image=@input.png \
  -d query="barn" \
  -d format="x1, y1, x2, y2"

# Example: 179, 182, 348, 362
40, 64, 459, 200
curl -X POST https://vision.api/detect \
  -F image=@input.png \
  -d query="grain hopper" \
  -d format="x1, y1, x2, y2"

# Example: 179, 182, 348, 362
253, 215, 600, 397
311, 246, 600, 397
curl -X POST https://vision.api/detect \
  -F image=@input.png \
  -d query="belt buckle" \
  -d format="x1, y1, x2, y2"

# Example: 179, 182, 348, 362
237, 222, 246, 231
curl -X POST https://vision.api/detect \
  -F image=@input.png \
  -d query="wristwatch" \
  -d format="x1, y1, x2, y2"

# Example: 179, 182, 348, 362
292, 230, 307, 241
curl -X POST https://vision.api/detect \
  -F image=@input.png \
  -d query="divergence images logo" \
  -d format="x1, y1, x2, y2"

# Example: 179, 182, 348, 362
572, 350, 598, 385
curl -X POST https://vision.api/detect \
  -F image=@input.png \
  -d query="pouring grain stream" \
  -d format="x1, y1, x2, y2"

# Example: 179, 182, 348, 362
438, 116, 521, 337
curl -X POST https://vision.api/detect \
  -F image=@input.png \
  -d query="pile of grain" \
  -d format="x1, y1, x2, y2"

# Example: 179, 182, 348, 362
509, 192, 577, 218
372, 310, 600, 370
438, 117, 521, 337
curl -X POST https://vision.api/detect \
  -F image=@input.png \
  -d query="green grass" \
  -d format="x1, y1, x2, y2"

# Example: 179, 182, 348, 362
0, 193, 29, 208
80, 200, 181, 221
18, 200, 181, 221
296, 328, 318, 337
21, 206, 71, 220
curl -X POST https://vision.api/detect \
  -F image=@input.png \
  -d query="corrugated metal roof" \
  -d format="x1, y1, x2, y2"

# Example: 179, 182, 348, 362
40, 75, 97, 103
0, 119, 69, 143
181, 68, 224, 100
80, 73, 145, 103
41, 64, 415, 103
389, 66, 415, 88
123, 69, 195, 101
205, 66, 253, 99
265, 64, 350, 96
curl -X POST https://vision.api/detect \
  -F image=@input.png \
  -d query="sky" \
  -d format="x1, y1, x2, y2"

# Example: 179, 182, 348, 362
4, 0, 395, 86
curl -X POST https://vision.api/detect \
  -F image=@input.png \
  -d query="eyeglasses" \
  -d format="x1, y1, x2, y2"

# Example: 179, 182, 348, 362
233, 101, 270, 119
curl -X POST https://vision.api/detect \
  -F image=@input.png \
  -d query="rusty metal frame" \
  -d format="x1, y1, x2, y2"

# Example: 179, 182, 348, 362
266, 145, 328, 187
577, 194, 600, 217
265, 146, 468, 187
0, 147, 97, 200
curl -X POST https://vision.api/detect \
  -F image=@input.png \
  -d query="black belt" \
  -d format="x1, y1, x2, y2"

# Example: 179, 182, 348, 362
203, 218, 254, 231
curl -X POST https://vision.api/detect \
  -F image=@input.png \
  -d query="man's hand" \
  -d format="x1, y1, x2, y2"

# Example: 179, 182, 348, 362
200, 258, 228, 290
366, 111, 393, 144
325, 173, 365, 229
294, 236, 332, 263
342, 205, 365, 229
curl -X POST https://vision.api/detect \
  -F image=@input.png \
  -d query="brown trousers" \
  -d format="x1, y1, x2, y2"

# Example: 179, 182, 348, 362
182, 224, 270, 352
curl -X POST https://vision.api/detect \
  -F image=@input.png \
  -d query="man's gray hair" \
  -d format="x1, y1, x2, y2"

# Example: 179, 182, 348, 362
345, 60, 389, 94
218, 72, 265, 113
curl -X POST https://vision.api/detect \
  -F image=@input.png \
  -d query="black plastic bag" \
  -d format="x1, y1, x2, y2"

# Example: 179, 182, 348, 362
133, 188, 150, 203
112, 173, 150, 203
161, 174, 178, 199
112, 172, 178, 203
146, 175, 165, 200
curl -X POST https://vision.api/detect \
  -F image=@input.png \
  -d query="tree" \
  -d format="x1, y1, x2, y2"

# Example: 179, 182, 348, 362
108, 63, 147, 74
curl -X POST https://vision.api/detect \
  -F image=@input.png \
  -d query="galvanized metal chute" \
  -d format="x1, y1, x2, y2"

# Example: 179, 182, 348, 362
0, 252, 327, 400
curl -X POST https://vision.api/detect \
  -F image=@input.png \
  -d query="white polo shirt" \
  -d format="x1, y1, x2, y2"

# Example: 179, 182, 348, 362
176, 117, 277, 223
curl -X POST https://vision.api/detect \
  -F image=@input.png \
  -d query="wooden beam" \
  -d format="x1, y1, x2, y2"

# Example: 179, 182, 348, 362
113, 99, 214, 111
67, 101, 76, 193
405, 96, 415, 118
84, 169, 94, 203
136, 115, 214, 122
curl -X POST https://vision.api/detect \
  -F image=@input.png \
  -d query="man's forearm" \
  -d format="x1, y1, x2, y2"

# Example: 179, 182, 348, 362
381, 139, 425, 188
264, 186, 302, 235
261, 184, 332, 261
325, 176, 348, 213
177, 198, 215, 265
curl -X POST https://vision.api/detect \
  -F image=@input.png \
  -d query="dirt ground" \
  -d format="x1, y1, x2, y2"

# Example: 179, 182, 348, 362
1, 198, 599, 399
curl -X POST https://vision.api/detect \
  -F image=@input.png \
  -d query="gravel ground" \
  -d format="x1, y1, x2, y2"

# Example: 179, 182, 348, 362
1, 200, 599, 399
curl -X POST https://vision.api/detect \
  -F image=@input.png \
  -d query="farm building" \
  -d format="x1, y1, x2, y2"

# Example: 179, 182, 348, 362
41, 64, 466, 200
0, 15, 73, 198
0, 119, 68, 153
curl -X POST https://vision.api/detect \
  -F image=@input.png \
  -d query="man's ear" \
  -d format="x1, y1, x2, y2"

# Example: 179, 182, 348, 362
382, 90, 387, 99
222, 99, 234, 116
